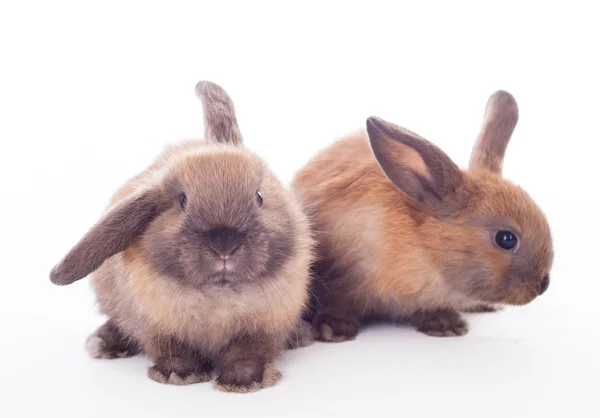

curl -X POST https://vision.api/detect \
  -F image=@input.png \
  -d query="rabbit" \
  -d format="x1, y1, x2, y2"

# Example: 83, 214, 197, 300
49, 81, 314, 392
292, 90, 553, 341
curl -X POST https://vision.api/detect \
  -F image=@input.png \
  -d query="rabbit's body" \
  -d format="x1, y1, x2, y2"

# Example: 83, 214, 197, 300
295, 133, 475, 320
51, 83, 313, 392
93, 229, 310, 354
96, 140, 310, 354
294, 91, 553, 341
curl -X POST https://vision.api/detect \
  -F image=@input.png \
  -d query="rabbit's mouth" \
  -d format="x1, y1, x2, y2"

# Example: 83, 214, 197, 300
496, 272, 550, 305
207, 270, 238, 286
499, 284, 541, 305
205, 262, 259, 287
213, 256, 236, 272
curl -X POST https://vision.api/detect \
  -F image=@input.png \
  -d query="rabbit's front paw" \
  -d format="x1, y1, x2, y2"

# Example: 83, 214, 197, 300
462, 304, 501, 313
147, 354, 212, 385
147, 365, 211, 385
86, 320, 141, 359
214, 363, 281, 393
315, 314, 359, 342
412, 309, 469, 337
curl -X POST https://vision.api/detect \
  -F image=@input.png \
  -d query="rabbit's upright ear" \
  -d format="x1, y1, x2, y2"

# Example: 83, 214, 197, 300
367, 117, 465, 213
195, 81, 243, 146
50, 189, 168, 286
469, 90, 519, 174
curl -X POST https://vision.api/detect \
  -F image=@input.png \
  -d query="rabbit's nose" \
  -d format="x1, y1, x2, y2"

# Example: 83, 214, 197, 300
206, 227, 246, 257
539, 275, 550, 295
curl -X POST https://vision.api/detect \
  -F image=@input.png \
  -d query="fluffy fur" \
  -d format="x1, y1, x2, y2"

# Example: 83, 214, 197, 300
50, 81, 314, 392
293, 91, 553, 341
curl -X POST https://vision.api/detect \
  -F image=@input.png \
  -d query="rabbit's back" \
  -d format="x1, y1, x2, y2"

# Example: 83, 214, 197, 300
293, 132, 455, 318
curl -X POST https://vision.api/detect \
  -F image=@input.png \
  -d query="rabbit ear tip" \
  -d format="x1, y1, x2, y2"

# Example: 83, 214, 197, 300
195, 81, 207, 96
489, 90, 518, 108
195, 80, 219, 97
49, 264, 68, 285
492, 89, 513, 97
485, 90, 519, 122
366, 116, 388, 129
49, 267, 60, 283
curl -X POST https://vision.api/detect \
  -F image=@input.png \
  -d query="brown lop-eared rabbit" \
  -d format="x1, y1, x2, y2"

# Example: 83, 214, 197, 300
50, 81, 314, 392
293, 91, 553, 341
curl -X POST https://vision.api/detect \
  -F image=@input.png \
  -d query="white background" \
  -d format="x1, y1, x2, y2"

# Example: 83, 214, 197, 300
1, 1, 598, 417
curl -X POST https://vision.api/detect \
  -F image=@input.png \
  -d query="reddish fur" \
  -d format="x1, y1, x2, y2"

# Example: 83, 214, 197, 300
293, 91, 553, 339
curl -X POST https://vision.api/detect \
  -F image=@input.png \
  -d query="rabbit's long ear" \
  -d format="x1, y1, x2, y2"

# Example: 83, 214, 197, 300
195, 81, 243, 146
367, 117, 465, 214
50, 189, 168, 286
469, 90, 519, 174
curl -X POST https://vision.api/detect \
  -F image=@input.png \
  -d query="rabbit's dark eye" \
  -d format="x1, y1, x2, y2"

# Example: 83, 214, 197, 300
495, 230, 518, 251
256, 191, 263, 207
180, 193, 187, 210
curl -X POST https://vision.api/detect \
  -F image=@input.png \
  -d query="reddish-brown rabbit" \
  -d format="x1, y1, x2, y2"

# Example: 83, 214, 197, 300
50, 81, 313, 392
293, 91, 553, 341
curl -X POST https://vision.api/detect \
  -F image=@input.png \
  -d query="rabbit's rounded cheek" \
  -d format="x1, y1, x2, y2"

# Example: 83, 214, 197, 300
140, 214, 186, 279
442, 258, 501, 301
260, 213, 295, 278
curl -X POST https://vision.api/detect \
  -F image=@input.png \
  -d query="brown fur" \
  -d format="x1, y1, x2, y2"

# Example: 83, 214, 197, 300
411, 309, 468, 337
293, 90, 553, 340
50, 81, 313, 392
195, 81, 243, 146
146, 336, 213, 385
214, 363, 282, 393
469, 91, 518, 174
86, 319, 141, 359
461, 304, 501, 313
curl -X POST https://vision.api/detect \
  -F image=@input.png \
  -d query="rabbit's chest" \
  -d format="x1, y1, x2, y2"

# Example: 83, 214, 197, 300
124, 256, 303, 352
134, 277, 267, 337
374, 280, 472, 318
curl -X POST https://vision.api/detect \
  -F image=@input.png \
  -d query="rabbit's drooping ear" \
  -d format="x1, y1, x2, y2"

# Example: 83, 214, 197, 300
195, 81, 243, 146
367, 116, 464, 212
49, 189, 168, 286
469, 90, 519, 174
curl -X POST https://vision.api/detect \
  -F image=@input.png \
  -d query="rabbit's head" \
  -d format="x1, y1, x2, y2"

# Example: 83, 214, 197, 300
367, 91, 553, 305
51, 82, 298, 289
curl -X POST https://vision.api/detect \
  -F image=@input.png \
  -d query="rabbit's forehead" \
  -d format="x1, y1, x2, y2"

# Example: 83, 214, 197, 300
172, 150, 265, 191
